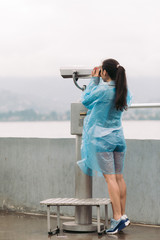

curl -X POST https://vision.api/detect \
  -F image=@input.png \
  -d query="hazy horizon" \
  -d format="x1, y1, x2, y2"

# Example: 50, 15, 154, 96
0, 75, 160, 113
0, 0, 160, 113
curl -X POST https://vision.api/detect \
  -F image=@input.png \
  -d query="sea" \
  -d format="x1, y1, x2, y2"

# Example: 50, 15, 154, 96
0, 121, 159, 139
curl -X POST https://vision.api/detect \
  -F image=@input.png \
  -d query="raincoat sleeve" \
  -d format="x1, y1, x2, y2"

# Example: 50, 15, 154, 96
81, 77, 107, 109
83, 76, 100, 92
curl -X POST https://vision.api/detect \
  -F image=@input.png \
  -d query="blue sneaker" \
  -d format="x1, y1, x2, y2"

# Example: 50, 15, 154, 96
106, 218, 128, 235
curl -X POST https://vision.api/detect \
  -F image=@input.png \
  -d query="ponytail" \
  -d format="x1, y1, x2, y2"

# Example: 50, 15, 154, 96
115, 66, 127, 111
102, 59, 128, 111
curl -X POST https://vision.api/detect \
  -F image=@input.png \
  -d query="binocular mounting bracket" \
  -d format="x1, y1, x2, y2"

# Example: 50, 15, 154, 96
73, 72, 86, 91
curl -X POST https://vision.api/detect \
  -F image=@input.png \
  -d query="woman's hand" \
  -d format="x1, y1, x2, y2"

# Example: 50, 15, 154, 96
91, 66, 101, 77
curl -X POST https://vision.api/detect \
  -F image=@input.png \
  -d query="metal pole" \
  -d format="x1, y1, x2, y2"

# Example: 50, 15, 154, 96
47, 206, 51, 234
57, 206, 60, 228
75, 135, 92, 224
129, 103, 160, 108
105, 205, 108, 228
97, 206, 100, 233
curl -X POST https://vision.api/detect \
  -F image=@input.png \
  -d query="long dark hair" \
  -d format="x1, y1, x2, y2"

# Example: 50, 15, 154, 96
102, 58, 128, 111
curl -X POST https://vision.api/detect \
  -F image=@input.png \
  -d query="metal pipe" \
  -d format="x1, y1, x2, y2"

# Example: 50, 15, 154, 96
129, 103, 160, 108
75, 135, 92, 225
47, 206, 51, 233
57, 206, 60, 228
105, 205, 108, 228
97, 206, 100, 233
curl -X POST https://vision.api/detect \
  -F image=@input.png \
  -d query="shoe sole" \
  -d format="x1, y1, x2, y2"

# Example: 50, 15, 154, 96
106, 220, 130, 235
118, 220, 130, 232
106, 229, 119, 235
125, 220, 130, 226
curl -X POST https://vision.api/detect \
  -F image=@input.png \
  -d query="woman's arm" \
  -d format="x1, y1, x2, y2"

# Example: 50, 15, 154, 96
82, 66, 101, 94
83, 76, 100, 93
81, 83, 107, 109
81, 67, 104, 109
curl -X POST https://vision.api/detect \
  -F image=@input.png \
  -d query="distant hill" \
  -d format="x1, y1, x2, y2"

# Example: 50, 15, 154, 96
0, 90, 35, 112
0, 75, 160, 114
0, 76, 81, 113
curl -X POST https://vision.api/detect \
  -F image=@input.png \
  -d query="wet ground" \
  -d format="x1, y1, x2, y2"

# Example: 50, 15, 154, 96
0, 211, 160, 240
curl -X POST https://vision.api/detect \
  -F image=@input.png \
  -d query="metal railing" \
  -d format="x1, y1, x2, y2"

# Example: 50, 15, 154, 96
129, 103, 160, 108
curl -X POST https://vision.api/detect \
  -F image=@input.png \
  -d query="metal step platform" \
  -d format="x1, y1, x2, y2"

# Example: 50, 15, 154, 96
40, 197, 111, 235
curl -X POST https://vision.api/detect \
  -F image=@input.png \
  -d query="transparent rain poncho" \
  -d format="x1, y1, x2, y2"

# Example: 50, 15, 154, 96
77, 77, 132, 177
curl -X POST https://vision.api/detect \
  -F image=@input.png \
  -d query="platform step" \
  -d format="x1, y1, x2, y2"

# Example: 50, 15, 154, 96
40, 198, 111, 235
40, 198, 111, 206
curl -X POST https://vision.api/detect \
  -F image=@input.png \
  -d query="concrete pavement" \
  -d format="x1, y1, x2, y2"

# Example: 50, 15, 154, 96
0, 211, 160, 240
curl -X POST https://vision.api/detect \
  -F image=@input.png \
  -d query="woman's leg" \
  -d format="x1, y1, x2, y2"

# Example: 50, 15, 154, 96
103, 174, 122, 220
116, 174, 126, 215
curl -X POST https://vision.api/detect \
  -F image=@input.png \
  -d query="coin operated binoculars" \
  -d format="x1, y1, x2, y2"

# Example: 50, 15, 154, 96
60, 68, 102, 232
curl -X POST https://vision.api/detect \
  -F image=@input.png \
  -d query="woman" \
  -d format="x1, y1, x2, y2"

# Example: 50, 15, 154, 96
77, 58, 132, 234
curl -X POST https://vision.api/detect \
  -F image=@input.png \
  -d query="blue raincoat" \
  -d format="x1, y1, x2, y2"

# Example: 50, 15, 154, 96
77, 77, 132, 177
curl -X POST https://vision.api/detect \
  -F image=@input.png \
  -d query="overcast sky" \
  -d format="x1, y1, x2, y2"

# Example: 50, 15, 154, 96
0, 0, 160, 78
